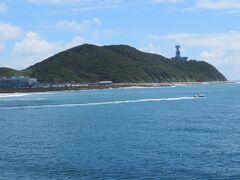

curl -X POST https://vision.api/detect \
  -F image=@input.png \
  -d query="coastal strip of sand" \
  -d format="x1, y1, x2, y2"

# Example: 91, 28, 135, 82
0, 81, 234, 94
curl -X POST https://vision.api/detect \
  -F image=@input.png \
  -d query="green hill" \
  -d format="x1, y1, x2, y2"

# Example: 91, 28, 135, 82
0, 67, 22, 77
0, 44, 227, 83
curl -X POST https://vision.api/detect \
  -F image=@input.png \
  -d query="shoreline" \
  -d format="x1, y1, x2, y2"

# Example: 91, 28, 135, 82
0, 81, 234, 94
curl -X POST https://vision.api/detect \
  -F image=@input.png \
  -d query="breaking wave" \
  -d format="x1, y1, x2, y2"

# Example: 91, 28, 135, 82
118, 86, 176, 90
0, 92, 58, 99
0, 93, 32, 98
0, 96, 195, 110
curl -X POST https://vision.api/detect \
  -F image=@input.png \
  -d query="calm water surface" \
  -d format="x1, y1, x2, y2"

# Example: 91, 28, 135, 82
0, 83, 240, 179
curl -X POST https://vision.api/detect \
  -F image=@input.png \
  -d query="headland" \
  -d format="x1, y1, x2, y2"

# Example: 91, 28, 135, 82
0, 44, 228, 94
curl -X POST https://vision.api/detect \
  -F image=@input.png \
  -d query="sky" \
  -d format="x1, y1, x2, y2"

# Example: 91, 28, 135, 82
1, 0, 240, 80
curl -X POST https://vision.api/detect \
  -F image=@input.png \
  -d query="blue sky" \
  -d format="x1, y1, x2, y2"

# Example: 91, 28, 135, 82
1, 0, 240, 80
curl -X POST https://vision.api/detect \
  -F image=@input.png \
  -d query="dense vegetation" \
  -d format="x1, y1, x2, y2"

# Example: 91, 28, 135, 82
0, 44, 227, 83
0, 67, 22, 77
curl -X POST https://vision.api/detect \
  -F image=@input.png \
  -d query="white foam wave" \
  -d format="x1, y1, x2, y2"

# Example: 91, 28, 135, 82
0, 91, 58, 99
118, 86, 149, 89
0, 96, 194, 110
0, 93, 31, 98
118, 86, 175, 90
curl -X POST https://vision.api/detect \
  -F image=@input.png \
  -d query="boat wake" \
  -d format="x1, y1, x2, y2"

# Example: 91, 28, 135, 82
0, 96, 195, 110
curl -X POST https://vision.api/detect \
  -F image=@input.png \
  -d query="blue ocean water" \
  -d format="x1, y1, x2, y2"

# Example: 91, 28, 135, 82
0, 83, 240, 179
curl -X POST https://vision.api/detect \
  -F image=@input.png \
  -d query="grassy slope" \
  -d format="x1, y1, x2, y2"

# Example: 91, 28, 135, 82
0, 67, 22, 77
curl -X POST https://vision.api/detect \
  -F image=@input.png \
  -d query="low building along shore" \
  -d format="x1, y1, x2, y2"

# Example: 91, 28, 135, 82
0, 76, 37, 89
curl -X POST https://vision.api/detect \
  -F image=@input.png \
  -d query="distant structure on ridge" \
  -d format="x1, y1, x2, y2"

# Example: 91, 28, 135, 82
171, 45, 188, 61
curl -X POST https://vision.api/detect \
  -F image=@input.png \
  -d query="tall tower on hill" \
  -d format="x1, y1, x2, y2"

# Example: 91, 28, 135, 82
171, 45, 188, 61
175, 45, 181, 57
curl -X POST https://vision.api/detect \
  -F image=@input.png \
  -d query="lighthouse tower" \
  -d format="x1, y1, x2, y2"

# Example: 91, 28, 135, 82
171, 45, 188, 61
175, 45, 181, 58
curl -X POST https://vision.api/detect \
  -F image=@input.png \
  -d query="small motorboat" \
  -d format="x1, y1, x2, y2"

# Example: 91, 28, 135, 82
194, 93, 205, 98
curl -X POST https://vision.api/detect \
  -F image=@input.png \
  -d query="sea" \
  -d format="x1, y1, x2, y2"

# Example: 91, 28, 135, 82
0, 83, 240, 179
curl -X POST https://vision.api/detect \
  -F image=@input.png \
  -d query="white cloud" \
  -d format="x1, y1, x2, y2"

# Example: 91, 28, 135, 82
0, 2, 7, 13
200, 49, 240, 79
10, 32, 88, 69
196, 0, 240, 10
55, 20, 91, 32
0, 22, 23, 41
27, 0, 90, 4
153, 0, 184, 3
140, 43, 169, 57
147, 31, 240, 80
0, 22, 24, 67
93, 18, 102, 26
149, 31, 240, 49
55, 18, 101, 32
65, 36, 87, 49
152, 0, 240, 11
27, 0, 122, 12
28, 0, 122, 4
11, 32, 59, 68
200, 49, 225, 66
0, 43, 4, 51
0, 19, 106, 69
